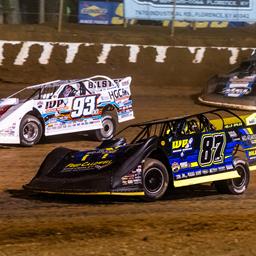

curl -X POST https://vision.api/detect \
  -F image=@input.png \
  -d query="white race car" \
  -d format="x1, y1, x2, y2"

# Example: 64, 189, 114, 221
0, 75, 134, 146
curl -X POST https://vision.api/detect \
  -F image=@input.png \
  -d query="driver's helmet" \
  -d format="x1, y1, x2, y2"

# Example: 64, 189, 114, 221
62, 84, 77, 97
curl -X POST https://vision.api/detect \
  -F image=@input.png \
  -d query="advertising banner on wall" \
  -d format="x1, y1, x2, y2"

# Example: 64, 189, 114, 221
124, 0, 256, 22
79, 1, 122, 24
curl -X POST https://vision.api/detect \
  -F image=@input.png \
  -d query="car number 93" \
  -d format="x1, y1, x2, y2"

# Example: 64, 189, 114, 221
71, 95, 98, 118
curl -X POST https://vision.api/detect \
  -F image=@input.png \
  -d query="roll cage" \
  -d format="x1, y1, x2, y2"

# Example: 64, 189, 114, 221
116, 109, 245, 144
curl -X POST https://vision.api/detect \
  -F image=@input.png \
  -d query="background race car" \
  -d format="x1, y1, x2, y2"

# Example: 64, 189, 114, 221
0, 75, 134, 146
199, 53, 256, 110
24, 109, 256, 201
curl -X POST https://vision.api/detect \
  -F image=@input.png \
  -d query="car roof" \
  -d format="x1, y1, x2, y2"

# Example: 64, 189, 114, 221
129, 109, 244, 127
26, 79, 79, 90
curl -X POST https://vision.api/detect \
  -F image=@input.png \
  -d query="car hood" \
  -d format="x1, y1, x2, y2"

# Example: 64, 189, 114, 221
59, 146, 128, 174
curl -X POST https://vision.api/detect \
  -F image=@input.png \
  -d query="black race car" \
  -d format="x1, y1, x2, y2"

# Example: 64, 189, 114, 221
199, 53, 256, 110
24, 109, 256, 201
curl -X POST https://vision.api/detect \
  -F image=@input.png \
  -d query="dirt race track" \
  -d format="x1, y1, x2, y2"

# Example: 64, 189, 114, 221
0, 24, 256, 256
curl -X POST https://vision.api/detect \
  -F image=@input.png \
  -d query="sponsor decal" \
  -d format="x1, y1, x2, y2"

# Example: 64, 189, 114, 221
221, 87, 251, 97
224, 122, 243, 128
0, 123, 16, 136
108, 88, 130, 100
86, 79, 121, 90
174, 163, 233, 180
171, 162, 180, 172
81, 5, 108, 17
242, 134, 256, 143
121, 165, 142, 186
172, 138, 193, 153
180, 161, 190, 169
228, 130, 238, 139
248, 149, 256, 157
221, 75, 256, 97
230, 75, 256, 83
187, 172, 195, 177
45, 99, 67, 109
37, 101, 44, 108
64, 160, 113, 171
246, 113, 256, 125
209, 168, 218, 174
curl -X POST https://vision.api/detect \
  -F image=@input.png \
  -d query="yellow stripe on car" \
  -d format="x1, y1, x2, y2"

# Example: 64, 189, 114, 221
190, 162, 198, 167
173, 171, 240, 187
34, 190, 145, 196
249, 165, 256, 172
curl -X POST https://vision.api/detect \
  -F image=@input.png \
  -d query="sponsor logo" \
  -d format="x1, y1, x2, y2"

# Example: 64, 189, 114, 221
224, 122, 242, 129
172, 138, 193, 153
121, 165, 142, 186
81, 6, 107, 17
221, 87, 251, 97
246, 113, 256, 125
180, 162, 190, 169
171, 162, 180, 172
64, 160, 112, 170
37, 101, 44, 108
249, 150, 256, 157
46, 99, 67, 109
86, 79, 121, 90
108, 88, 129, 100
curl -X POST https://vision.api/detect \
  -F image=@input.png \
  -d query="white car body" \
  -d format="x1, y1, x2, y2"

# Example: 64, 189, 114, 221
0, 75, 134, 145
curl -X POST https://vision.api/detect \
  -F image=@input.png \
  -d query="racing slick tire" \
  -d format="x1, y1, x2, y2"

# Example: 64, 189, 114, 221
95, 113, 117, 141
20, 114, 43, 146
214, 158, 250, 195
142, 158, 169, 201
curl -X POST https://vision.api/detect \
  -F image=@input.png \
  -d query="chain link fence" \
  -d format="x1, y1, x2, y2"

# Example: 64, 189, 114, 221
0, 0, 253, 32
0, 0, 78, 25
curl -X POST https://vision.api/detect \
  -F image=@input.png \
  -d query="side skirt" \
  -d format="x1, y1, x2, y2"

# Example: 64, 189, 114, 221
173, 171, 240, 188
30, 190, 145, 196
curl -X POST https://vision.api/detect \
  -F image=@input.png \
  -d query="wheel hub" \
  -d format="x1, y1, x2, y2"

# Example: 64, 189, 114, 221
23, 122, 39, 142
144, 168, 164, 193
101, 118, 114, 138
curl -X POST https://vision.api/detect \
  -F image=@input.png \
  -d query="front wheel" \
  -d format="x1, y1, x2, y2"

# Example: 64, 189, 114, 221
142, 158, 169, 201
20, 114, 43, 146
95, 113, 116, 141
215, 158, 250, 195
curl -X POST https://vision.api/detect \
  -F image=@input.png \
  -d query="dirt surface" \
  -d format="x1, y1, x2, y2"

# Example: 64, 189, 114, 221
0, 24, 256, 256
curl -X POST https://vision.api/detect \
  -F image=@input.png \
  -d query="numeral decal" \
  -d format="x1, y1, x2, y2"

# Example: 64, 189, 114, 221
199, 133, 226, 167
71, 95, 97, 118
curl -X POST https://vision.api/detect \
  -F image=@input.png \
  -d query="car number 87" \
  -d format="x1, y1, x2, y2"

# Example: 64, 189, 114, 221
71, 95, 97, 118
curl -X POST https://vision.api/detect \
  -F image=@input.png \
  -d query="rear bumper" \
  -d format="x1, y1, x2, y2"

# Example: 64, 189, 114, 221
199, 93, 256, 111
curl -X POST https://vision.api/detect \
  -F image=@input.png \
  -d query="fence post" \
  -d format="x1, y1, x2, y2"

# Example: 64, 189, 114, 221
0, 1, 3, 24
58, 0, 64, 32
39, 0, 45, 24
7, 0, 21, 24
171, 0, 176, 37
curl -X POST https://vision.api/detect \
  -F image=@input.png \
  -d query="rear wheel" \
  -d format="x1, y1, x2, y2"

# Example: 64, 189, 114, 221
95, 113, 116, 141
143, 158, 169, 201
20, 115, 43, 146
215, 158, 249, 195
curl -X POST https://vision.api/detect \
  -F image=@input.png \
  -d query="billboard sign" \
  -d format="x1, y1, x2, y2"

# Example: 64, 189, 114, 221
79, 1, 121, 24
124, 0, 256, 22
